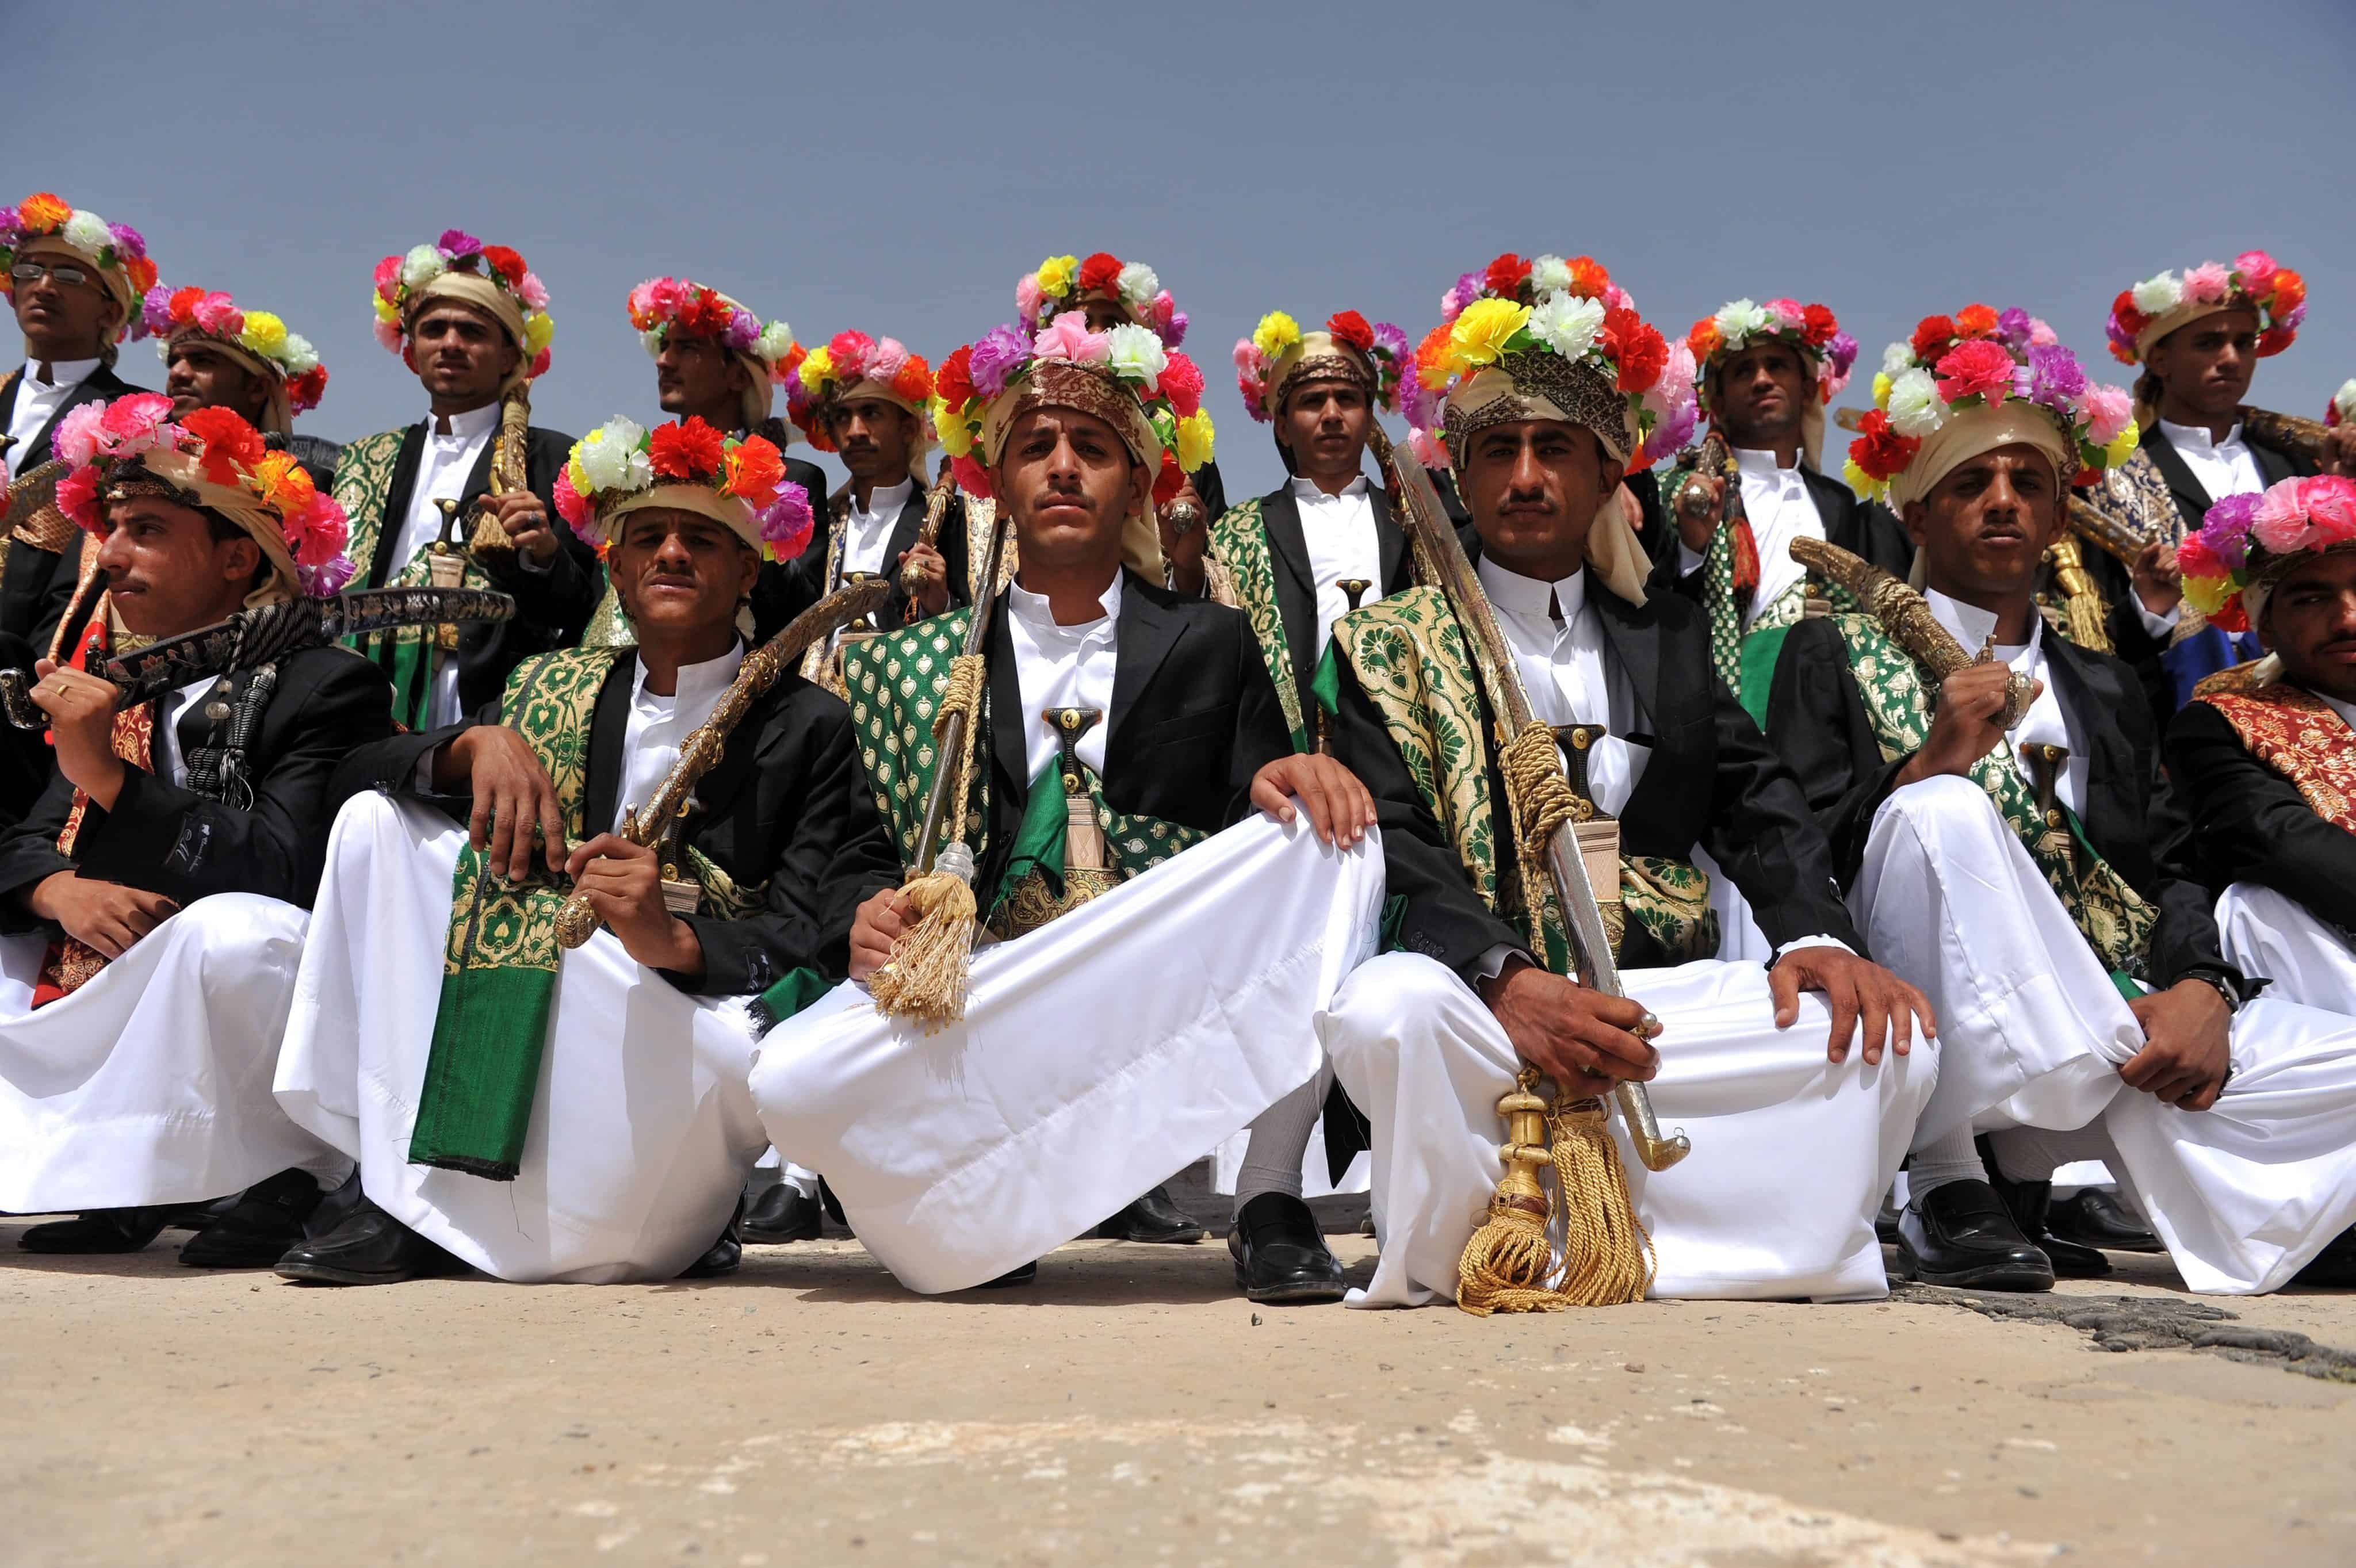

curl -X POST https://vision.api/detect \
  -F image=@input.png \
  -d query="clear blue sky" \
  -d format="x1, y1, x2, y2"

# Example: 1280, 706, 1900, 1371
20, 0, 2353, 495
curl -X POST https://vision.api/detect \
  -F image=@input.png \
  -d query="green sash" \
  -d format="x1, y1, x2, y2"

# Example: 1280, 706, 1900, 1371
1207, 499, 1310, 752
1329, 587, 1718, 971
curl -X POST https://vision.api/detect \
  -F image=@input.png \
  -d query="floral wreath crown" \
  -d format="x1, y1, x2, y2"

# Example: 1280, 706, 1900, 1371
786, 331, 936, 450
143, 286, 328, 416
2324, 378, 2355, 430
1017, 251, 1187, 348
554, 415, 814, 564
0, 192, 158, 338
371, 230, 554, 377
1844, 305, 2136, 504
53, 395, 354, 594
931, 314, 1213, 504
1685, 297, 1857, 411
1233, 310, 1408, 422
2107, 251, 2304, 366
626, 278, 795, 370
2178, 476, 2356, 634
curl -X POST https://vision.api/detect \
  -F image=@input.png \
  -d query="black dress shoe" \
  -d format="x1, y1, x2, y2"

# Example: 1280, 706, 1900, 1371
2293, 1225, 2356, 1288
1982, 1140, 2109, 1279
977, 1261, 1037, 1288
1093, 1184, 1204, 1245
741, 1183, 823, 1244
275, 1196, 458, 1286
182, 1170, 326, 1268
679, 1197, 745, 1279
20, 1208, 168, 1253
2046, 1187, 2164, 1254
1895, 1180, 2055, 1291
158, 1195, 238, 1232
1229, 1192, 1346, 1303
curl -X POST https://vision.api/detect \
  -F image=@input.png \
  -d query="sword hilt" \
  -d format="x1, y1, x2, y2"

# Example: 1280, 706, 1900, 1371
1339, 578, 1373, 613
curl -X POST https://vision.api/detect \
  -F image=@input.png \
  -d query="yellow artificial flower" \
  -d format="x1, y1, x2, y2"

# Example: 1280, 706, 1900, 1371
1036, 255, 1078, 296
2102, 424, 2139, 467
372, 292, 399, 324
932, 395, 973, 458
525, 311, 555, 355
2181, 573, 2233, 617
1841, 457, 1881, 502
1175, 410, 1215, 471
566, 454, 591, 499
1871, 371, 1892, 407
240, 311, 288, 358
798, 346, 834, 391
1447, 298, 1530, 371
1252, 311, 1301, 359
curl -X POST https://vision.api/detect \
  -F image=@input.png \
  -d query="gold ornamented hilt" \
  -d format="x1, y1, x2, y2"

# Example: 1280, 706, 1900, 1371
427, 499, 467, 649
653, 800, 702, 916
1489, 1070, 1555, 1224
1339, 578, 1374, 613
2021, 742, 2075, 869
1044, 706, 1108, 873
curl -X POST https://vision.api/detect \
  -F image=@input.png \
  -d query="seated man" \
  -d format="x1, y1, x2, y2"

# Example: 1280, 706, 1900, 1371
1765, 315, 2356, 1295
273, 416, 900, 1284
1319, 258, 1936, 1309
749, 317, 1384, 1294
2167, 477, 2356, 1017
0, 397, 389, 1262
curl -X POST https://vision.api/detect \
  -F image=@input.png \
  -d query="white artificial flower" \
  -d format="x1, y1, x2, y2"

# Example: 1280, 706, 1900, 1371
756, 323, 795, 365
1102, 322, 1168, 389
1881, 339, 1914, 377
2132, 272, 2183, 316
400, 244, 448, 292
638, 328, 665, 357
1529, 254, 1573, 296
1116, 262, 1160, 311
1713, 298, 1768, 347
1528, 292, 1606, 361
60, 209, 110, 253
1884, 367, 1946, 438
577, 417, 649, 493
282, 334, 318, 374
2336, 378, 2356, 423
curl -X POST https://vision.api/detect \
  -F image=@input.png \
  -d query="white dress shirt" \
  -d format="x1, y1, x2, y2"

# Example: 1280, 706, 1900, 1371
1289, 475, 1386, 656
2158, 418, 2269, 507
840, 479, 913, 580
1674, 449, 1825, 629
389, 401, 500, 730
148, 678, 219, 789
613, 642, 746, 836
6, 357, 102, 478
1005, 572, 1121, 784
1923, 589, 2088, 816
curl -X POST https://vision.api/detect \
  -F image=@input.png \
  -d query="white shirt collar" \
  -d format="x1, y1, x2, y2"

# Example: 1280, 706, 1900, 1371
1008, 569, 1123, 634
1288, 474, 1371, 504
632, 640, 745, 711
26, 355, 101, 389
425, 400, 502, 441
853, 478, 913, 521
1732, 446, 1804, 479
1924, 587, 2043, 664
2158, 418, 2247, 456
1478, 554, 1585, 623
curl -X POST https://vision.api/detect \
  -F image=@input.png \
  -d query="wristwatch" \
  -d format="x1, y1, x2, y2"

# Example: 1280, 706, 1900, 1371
2179, 967, 2255, 1016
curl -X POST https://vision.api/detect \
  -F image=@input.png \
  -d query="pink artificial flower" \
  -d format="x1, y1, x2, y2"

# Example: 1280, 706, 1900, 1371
192, 291, 242, 336
1934, 339, 2015, 406
2183, 262, 2231, 305
290, 495, 350, 565
647, 277, 687, 318
1014, 274, 1043, 326
1408, 426, 1451, 470
2297, 475, 2356, 545
627, 281, 659, 318
2025, 316, 2058, 347
2082, 384, 2135, 448
373, 255, 400, 296
758, 482, 816, 563
1032, 312, 1106, 364
2250, 476, 2311, 554
2235, 250, 2278, 295
373, 319, 403, 353
950, 452, 991, 499
52, 402, 108, 468
99, 393, 178, 454
1151, 292, 1185, 347
867, 337, 909, 385
55, 464, 101, 530
553, 467, 592, 537
517, 272, 548, 311
1764, 298, 1804, 332
1231, 338, 1260, 374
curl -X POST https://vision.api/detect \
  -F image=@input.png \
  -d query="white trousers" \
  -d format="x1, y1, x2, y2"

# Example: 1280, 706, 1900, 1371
276, 794, 769, 1283
750, 812, 1385, 1293
1857, 775, 2356, 1294
0, 894, 345, 1211
1323, 952, 1933, 1306
2217, 882, 2356, 1018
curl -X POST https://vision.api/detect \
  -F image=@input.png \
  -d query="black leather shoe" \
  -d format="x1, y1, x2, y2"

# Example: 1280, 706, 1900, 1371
741, 1182, 823, 1244
2046, 1187, 2164, 1254
275, 1197, 459, 1286
1094, 1184, 1204, 1245
158, 1195, 238, 1232
977, 1261, 1037, 1288
181, 1170, 325, 1268
1895, 1180, 2055, 1291
2293, 1225, 2356, 1288
1983, 1141, 2109, 1279
20, 1208, 168, 1253
679, 1198, 745, 1279
1229, 1192, 1346, 1303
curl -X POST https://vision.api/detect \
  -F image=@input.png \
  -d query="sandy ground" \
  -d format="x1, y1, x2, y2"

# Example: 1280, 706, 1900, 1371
4, 1183, 2353, 1568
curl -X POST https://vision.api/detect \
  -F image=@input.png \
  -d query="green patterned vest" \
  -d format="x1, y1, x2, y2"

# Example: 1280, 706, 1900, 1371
1206, 499, 1310, 752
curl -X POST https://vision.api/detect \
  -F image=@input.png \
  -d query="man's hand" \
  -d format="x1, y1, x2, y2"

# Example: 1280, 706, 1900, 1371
895, 540, 951, 619
1249, 754, 1376, 847
1673, 471, 1724, 555
2323, 421, 2356, 479
562, 833, 701, 974
1158, 480, 1209, 596
2131, 539, 2182, 618
437, 725, 568, 881
26, 870, 175, 959
29, 659, 128, 810
1478, 956, 1659, 1100
1895, 662, 2041, 788
1767, 944, 1936, 1065
483, 489, 559, 564
849, 886, 916, 981
2122, 980, 2232, 1109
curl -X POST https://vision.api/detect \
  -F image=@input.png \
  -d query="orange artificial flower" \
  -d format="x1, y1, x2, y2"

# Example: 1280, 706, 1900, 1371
18, 192, 71, 231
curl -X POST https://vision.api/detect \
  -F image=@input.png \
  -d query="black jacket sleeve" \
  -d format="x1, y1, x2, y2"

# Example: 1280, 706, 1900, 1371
0, 769, 78, 932
1696, 666, 1865, 950
1222, 615, 1291, 827
1760, 616, 1912, 887
2164, 700, 2356, 944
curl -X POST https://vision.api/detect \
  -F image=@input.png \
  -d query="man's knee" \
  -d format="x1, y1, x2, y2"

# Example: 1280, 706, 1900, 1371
1324, 951, 1486, 1080
181, 893, 307, 973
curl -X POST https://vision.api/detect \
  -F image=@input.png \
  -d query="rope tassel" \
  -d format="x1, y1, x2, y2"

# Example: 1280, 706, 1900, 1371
1459, 1073, 1654, 1313
869, 653, 989, 1027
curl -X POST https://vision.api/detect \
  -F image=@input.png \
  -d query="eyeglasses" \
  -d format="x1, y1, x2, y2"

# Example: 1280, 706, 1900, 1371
9, 262, 93, 288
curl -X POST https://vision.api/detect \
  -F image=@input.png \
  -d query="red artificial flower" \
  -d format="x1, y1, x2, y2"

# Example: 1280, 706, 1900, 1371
2209, 596, 2250, 634
649, 416, 725, 480
935, 345, 976, 411
167, 285, 205, 323
1848, 408, 1920, 481
1801, 303, 1838, 347
889, 354, 934, 405
125, 256, 158, 296
2271, 269, 2306, 313
1077, 253, 1124, 297
1159, 351, 1204, 419
1600, 307, 1666, 392
1686, 320, 1721, 363
1326, 310, 1374, 352
181, 405, 266, 486
288, 364, 329, 415
1152, 448, 1185, 507
1485, 253, 1531, 298
2109, 289, 2148, 335
1934, 339, 2016, 406
827, 329, 875, 375
1566, 256, 1609, 299
2258, 325, 2296, 357
1955, 303, 1999, 339
480, 245, 527, 288
1910, 315, 1957, 362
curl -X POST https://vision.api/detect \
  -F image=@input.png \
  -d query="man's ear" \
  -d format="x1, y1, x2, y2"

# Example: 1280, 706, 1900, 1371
221, 534, 263, 588
1129, 456, 1157, 518
1900, 499, 1929, 550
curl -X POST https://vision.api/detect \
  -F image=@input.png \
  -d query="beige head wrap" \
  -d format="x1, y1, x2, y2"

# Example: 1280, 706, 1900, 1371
18, 234, 136, 339
980, 358, 1167, 579
406, 271, 533, 397
1261, 331, 1378, 420
594, 484, 765, 554
1887, 400, 2072, 514
816, 378, 933, 483
105, 449, 301, 607
167, 327, 292, 435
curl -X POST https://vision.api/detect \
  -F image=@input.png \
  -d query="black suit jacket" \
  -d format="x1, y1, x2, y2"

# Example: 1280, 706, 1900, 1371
346, 420, 598, 717
1762, 614, 2235, 989
2165, 697, 2356, 944
1247, 479, 1409, 708
747, 439, 839, 641
0, 645, 397, 927
1, 362, 145, 651
335, 655, 901, 997
973, 570, 1289, 905
1651, 462, 1912, 599
1330, 558, 1860, 982
756, 470, 978, 641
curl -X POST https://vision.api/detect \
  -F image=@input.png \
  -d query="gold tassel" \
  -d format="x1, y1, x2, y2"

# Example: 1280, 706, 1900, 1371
2044, 538, 2114, 655
869, 653, 989, 1027
1460, 1076, 1655, 1314
1459, 1073, 1565, 1317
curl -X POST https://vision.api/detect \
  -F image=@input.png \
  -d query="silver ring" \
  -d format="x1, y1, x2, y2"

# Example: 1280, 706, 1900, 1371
1164, 500, 1204, 536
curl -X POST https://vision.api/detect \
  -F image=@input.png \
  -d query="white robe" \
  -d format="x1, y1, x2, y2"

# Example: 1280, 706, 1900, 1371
1857, 773, 2356, 1294
0, 894, 346, 1211
274, 793, 769, 1283
2216, 882, 2356, 1018
749, 812, 1386, 1294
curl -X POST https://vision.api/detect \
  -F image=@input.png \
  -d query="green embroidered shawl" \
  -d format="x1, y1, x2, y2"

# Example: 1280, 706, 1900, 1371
1207, 499, 1310, 753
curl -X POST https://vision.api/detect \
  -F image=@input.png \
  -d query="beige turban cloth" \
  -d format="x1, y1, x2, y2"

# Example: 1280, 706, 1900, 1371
980, 358, 1168, 579
167, 327, 293, 435
1440, 352, 1651, 604
1887, 399, 2072, 514
106, 449, 300, 607
816, 376, 933, 483
1700, 357, 1827, 470
17, 234, 137, 341
1261, 332, 1377, 420
594, 483, 764, 554
406, 271, 533, 397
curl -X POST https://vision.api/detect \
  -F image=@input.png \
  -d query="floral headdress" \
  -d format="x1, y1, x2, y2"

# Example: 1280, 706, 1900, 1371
1233, 310, 1408, 423
1413, 252, 1695, 471
51, 394, 353, 599
1844, 305, 2135, 511
2106, 251, 2304, 367
2327, 378, 2355, 430
1016, 252, 1187, 349
554, 415, 813, 564
626, 277, 796, 434
143, 285, 327, 433
370, 230, 553, 389
2178, 476, 2356, 634
0, 192, 158, 342
786, 332, 936, 471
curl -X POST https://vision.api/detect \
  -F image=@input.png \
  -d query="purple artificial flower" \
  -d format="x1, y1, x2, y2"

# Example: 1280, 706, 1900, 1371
759, 482, 816, 562
1826, 331, 1858, 378
2025, 343, 2087, 410
300, 555, 358, 598
1397, 368, 1440, 431
2203, 491, 2261, 571
1996, 307, 2034, 352
722, 308, 760, 352
966, 323, 1032, 400
1370, 322, 1409, 363
0, 206, 20, 246
140, 285, 174, 336
107, 221, 146, 261
2279, 300, 2308, 332
437, 228, 483, 259
1160, 301, 1188, 349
